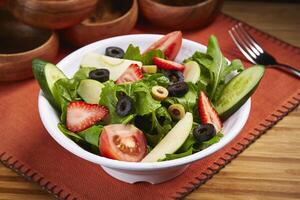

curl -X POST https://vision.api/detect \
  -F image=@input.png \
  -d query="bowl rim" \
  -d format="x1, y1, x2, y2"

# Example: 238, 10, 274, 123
142, 0, 216, 9
81, 0, 137, 26
0, 31, 57, 58
38, 34, 251, 171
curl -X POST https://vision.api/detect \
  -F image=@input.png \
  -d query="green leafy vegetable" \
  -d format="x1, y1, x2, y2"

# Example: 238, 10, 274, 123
73, 67, 96, 80
164, 83, 199, 121
162, 147, 193, 161
77, 125, 103, 147
185, 35, 244, 103
58, 123, 103, 154
142, 50, 164, 65
123, 44, 164, 65
198, 133, 223, 150
99, 80, 161, 124
52, 78, 81, 122
123, 44, 142, 61
142, 73, 170, 88
99, 81, 135, 124
145, 107, 173, 147
177, 134, 197, 153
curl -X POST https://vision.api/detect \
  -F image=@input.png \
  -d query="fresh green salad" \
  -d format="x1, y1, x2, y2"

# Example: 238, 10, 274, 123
32, 31, 265, 162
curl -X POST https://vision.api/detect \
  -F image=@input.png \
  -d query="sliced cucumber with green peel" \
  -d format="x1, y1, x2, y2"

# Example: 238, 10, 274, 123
77, 79, 104, 104
32, 59, 66, 109
142, 112, 193, 162
215, 65, 265, 120
183, 61, 201, 83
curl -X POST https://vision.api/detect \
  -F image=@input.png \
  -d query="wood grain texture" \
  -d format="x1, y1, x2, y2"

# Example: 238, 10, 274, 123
62, 0, 139, 47
7, 0, 97, 29
139, 0, 224, 30
0, 9, 59, 81
0, 1, 299, 199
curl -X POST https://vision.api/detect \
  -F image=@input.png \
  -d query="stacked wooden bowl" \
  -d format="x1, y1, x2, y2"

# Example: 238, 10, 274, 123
0, 0, 223, 81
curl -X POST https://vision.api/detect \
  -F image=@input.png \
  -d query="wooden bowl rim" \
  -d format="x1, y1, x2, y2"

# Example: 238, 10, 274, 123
143, 0, 216, 9
0, 31, 57, 59
81, 0, 137, 27
14, 0, 96, 7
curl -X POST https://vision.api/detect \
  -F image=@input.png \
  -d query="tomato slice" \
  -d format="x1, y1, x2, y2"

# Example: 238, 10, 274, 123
144, 31, 182, 60
99, 124, 147, 162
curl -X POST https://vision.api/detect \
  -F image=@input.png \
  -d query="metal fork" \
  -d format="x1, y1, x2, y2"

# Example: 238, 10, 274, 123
229, 23, 300, 78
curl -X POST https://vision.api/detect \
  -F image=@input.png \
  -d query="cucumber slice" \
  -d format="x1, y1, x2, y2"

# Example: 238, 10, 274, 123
32, 59, 66, 109
142, 112, 193, 162
183, 61, 200, 83
77, 79, 104, 104
80, 53, 142, 80
215, 66, 265, 120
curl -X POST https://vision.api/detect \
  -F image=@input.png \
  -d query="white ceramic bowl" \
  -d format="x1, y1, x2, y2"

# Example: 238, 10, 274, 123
38, 34, 251, 184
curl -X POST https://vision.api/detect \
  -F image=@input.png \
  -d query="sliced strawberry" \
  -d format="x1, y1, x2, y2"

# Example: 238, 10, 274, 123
66, 101, 108, 132
115, 64, 143, 84
198, 91, 223, 132
144, 31, 182, 60
153, 57, 185, 71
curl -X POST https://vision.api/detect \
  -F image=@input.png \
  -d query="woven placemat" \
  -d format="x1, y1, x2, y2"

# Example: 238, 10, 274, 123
0, 13, 299, 200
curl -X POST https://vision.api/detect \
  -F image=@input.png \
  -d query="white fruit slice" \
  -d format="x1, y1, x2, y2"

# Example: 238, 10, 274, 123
80, 53, 142, 80
77, 79, 104, 104
183, 61, 200, 83
142, 112, 193, 162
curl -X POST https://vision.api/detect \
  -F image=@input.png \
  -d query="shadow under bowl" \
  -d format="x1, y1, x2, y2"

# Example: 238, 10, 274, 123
62, 0, 138, 47
0, 9, 59, 81
139, 0, 224, 30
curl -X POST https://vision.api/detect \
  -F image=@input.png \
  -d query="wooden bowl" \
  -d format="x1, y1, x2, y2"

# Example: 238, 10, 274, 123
139, 0, 224, 30
62, 0, 138, 47
0, 9, 59, 81
6, 0, 97, 29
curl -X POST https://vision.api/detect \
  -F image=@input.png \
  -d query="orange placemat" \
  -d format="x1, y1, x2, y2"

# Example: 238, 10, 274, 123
0, 14, 299, 200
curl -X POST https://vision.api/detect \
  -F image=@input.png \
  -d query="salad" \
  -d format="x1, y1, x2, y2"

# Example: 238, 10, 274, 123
32, 31, 264, 162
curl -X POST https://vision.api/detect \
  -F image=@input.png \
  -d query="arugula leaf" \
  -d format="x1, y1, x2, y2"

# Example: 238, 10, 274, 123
164, 82, 198, 113
58, 123, 103, 154
177, 134, 197, 153
145, 107, 173, 147
73, 67, 96, 80
162, 147, 193, 161
99, 81, 135, 124
185, 35, 244, 103
123, 44, 142, 62
58, 123, 83, 142
142, 49, 164, 65
117, 81, 161, 116
99, 80, 161, 124
77, 125, 103, 147
142, 73, 170, 88
123, 44, 164, 65
198, 133, 223, 150
52, 78, 81, 122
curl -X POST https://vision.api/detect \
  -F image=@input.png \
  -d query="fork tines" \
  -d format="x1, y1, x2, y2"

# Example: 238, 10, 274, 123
229, 23, 264, 64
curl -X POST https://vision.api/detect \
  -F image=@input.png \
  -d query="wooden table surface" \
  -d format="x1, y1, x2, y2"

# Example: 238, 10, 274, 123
1, 1, 299, 200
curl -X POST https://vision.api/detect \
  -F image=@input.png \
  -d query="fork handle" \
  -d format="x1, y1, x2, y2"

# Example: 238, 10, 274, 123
272, 63, 300, 78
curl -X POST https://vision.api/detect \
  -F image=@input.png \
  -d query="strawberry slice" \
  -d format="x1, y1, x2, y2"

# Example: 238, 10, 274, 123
66, 101, 108, 132
115, 64, 143, 84
153, 57, 185, 71
198, 91, 223, 132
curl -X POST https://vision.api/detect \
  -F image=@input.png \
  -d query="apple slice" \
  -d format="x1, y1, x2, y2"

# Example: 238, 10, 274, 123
80, 53, 142, 80
142, 112, 193, 162
183, 61, 200, 83
144, 31, 182, 60
77, 79, 104, 104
